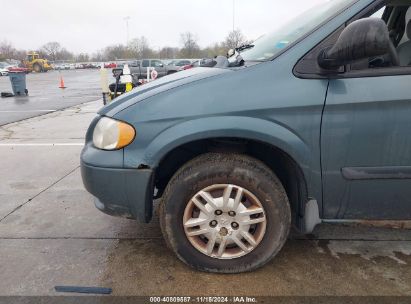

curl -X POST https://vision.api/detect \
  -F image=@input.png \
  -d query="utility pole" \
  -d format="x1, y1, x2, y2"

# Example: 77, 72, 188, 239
124, 16, 131, 45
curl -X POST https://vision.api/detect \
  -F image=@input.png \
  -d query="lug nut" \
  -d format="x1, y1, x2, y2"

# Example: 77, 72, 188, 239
231, 222, 239, 229
228, 211, 236, 217
215, 210, 223, 216
210, 220, 218, 228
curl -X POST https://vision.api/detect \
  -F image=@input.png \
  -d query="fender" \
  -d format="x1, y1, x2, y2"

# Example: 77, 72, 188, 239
141, 116, 311, 177
139, 115, 321, 232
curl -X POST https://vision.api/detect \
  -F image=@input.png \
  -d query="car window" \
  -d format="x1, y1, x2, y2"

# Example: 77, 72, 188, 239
176, 60, 190, 66
371, 6, 385, 18
151, 60, 163, 67
129, 61, 139, 67
142, 60, 150, 67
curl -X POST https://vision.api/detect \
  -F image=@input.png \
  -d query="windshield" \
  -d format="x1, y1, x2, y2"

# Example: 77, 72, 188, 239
241, 0, 358, 61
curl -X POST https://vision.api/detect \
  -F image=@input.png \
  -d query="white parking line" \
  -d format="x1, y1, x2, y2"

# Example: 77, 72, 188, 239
0, 143, 84, 146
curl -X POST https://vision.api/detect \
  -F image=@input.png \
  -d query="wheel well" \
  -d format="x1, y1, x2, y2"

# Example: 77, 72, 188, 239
154, 138, 308, 231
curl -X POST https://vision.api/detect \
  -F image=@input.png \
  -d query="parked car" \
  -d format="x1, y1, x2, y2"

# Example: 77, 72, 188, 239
8, 66, 30, 73
0, 62, 10, 76
125, 59, 179, 81
171, 59, 193, 67
80, 63, 94, 69
53, 64, 63, 70
0, 68, 8, 76
178, 61, 195, 71
104, 62, 117, 69
1, 61, 19, 72
178, 59, 211, 71
81, 0, 411, 273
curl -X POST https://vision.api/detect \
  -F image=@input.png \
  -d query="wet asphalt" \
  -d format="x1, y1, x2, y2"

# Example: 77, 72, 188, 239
0, 69, 102, 126
0, 70, 410, 297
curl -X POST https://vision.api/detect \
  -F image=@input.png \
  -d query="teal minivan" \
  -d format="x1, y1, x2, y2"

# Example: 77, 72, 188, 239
81, 0, 411, 273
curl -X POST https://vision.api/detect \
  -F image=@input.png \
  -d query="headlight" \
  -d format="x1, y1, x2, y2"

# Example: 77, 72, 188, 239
92, 117, 136, 150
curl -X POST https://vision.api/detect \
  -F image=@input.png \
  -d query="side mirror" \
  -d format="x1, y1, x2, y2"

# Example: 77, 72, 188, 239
318, 18, 391, 69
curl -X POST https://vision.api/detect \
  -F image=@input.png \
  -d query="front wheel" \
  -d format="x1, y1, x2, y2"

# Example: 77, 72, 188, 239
160, 153, 291, 273
33, 64, 42, 73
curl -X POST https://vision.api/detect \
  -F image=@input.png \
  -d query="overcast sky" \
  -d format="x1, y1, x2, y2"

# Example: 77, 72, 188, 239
2, 0, 327, 54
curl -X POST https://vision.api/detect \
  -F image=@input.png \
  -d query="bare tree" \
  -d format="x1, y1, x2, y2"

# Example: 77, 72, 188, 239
159, 47, 179, 59
0, 40, 17, 60
13, 49, 27, 61
179, 32, 200, 58
76, 53, 90, 63
223, 29, 247, 50
103, 44, 130, 60
41, 42, 62, 61
201, 42, 227, 58
91, 50, 104, 62
129, 36, 152, 59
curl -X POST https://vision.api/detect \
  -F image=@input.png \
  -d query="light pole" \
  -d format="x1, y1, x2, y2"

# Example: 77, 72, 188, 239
124, 16, 131, 45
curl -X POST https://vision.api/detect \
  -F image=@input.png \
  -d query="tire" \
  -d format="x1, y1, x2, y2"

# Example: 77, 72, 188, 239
33, 64, 42, 73
160, 153, 291, 273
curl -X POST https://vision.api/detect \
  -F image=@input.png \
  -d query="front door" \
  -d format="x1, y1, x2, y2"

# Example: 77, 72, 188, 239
322, 3, 411, 220
322, 75, 411, 219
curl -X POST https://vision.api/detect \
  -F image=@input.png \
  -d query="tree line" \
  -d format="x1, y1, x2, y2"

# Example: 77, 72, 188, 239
0, 29, 250, 62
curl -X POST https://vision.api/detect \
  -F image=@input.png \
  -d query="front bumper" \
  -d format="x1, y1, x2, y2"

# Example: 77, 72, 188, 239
80, 161, 154, 222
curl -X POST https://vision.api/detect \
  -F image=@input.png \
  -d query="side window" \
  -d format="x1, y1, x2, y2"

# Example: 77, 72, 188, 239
151, 60, 163, 67
142, 60, 149, 68
371, 7, 385, 18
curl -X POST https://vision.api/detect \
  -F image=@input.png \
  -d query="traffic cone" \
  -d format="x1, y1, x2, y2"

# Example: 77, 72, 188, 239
59, 76, 66, 89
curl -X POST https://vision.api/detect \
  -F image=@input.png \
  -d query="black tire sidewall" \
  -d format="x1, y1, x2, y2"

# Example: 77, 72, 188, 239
161, 154, 290, 273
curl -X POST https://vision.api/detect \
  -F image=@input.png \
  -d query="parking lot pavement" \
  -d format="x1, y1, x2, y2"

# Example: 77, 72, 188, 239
0, 69, 102, 125
0, 102, 411, 296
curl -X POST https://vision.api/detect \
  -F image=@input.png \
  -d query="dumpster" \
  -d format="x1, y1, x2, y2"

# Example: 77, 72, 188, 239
9, 72, 28, 96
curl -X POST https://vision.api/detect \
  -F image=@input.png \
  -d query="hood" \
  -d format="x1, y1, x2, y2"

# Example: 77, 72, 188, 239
99, 67, 232, 116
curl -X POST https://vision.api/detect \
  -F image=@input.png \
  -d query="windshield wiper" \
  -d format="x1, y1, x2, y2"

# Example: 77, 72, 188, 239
236, 44, 255, 52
